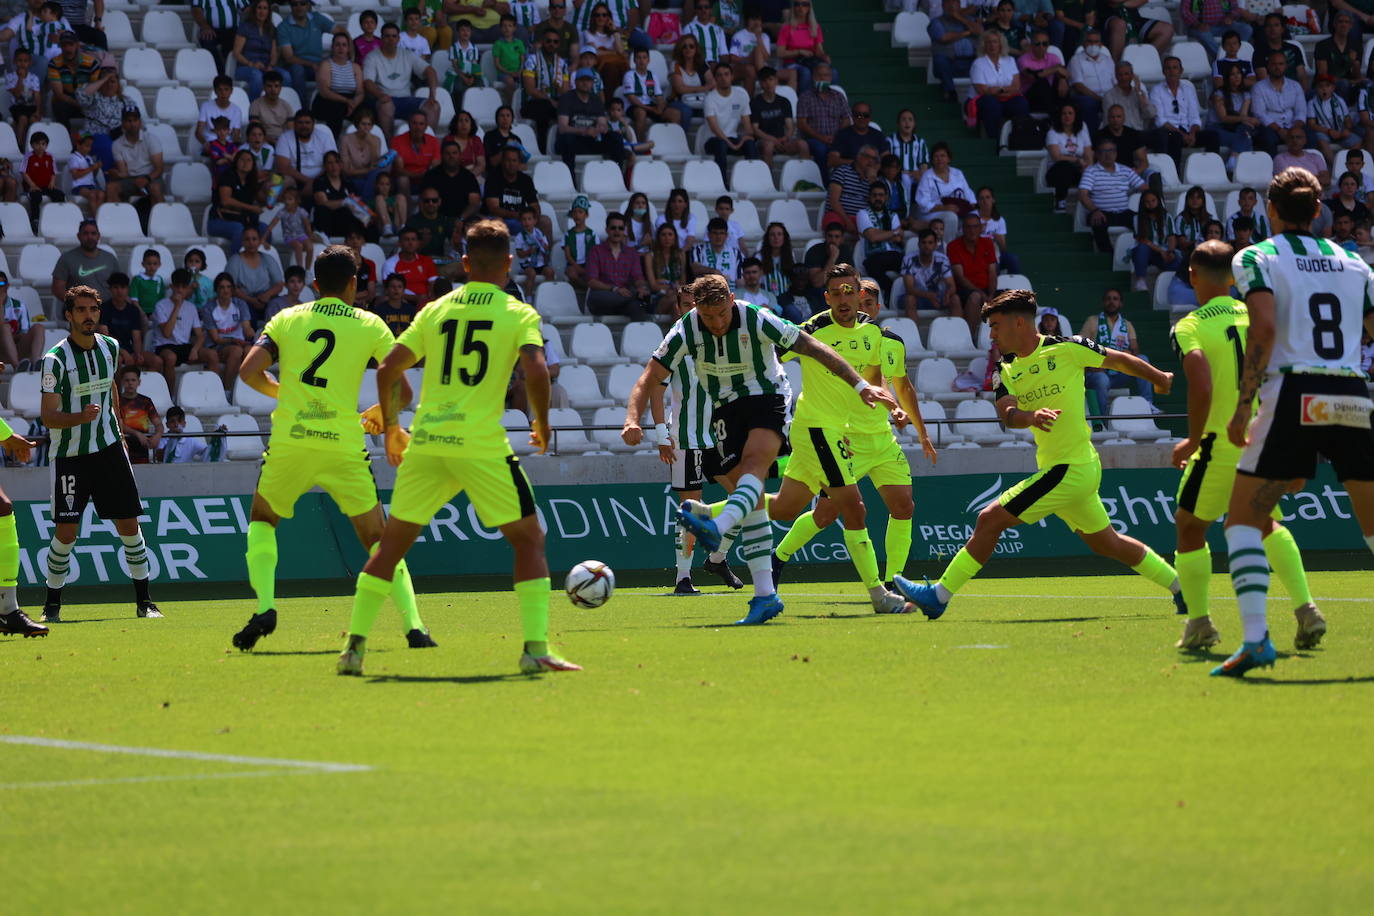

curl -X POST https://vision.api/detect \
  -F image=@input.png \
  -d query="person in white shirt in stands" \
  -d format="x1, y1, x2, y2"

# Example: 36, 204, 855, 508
362, 21, 440, 135
1250, 48, 1307, 155
1067, 27, 1114, 130
160, 406, 221, 463
1045, 101, 1094, 212
195, 75, 246, 146
1078, 137, 1145, 253
703, 61, 759, 183
735, 257, 782, 315
912, 140, 975, 240
899, 227, 958, 320
1149, 55, 1220, 168
969, 29, 1029, 140
273, 109, 338, 191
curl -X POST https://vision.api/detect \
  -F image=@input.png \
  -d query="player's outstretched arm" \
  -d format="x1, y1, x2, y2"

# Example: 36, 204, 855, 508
239, 343, 281, 400
519, 345, 552, 454
1229, 290, 1276, 447
1172, 349, 1211, 468
623, 360, 671, 445
791, 331, 899, 411
1101, 348, 1173, 395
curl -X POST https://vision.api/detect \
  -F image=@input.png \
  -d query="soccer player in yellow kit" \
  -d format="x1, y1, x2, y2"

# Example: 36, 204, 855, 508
339, 221, 580, 676
0, 410, 43, 637
765, 263, 913, 614
894, 289, 1185, 618
1169, 239, 1322, 652
232, 245, 433, 652
772, 277, 938, 589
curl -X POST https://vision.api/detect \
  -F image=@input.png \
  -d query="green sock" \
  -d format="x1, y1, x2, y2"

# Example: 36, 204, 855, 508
1175, 546, 1211, 619
842, 527, 881, 590
776, 510, 822, 561
0, 513, 19, 589
884, 517, 912, 582
937, 546, 983, 597
349, 572, 392, 639
1131, 546, 1179, 592
515, 576, 551, 654
1264, 525, 1312, 606
245, 520, 278, 615
367, 542, 424, 632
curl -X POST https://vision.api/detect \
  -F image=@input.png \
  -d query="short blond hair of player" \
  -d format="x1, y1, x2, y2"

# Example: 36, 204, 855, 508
339, 220, 582, 675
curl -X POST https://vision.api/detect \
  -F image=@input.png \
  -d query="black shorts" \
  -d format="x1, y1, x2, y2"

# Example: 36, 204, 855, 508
52, 443, 143, 524
1238, 374, 1374, 482
670, 446, 726, 492
711, 393, 790, 477
158, 343, 192, 363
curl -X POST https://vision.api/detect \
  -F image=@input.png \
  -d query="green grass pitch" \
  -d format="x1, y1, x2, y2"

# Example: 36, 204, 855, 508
3, 569, 1373, 914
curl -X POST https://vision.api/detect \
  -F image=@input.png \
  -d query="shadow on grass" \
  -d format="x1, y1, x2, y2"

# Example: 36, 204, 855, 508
42, 618, 128, 625
1237, 675, 1374, 686
977, 614, 1159, 624
248, 649, 352, 657
365, 673, 531, 685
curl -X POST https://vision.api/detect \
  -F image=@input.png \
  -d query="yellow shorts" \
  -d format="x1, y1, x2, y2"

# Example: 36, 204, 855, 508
847, 431, 912, 489
998, 458, 1111, 534
389, 450, 536, 528
783, 425, 856, 494
1177, 432, 1282, 522
256, 445, 379, 520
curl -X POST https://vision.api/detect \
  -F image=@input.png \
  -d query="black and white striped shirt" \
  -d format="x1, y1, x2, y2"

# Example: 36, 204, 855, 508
653, 302, 798, 407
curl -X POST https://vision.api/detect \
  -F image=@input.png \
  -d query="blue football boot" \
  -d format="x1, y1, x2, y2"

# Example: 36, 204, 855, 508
736, 593, 784, 625
892, 575, 948, 620
1210, 633, 1278, 678
677, 499, 722, 553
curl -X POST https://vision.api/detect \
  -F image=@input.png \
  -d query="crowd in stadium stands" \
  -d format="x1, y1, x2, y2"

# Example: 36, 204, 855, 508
0, 0, 1372, 465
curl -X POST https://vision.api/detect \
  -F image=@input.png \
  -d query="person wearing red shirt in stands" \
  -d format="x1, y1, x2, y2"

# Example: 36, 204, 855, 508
945, 211, 998, 337
388, 109, 440, 199
380, 227, 437, 304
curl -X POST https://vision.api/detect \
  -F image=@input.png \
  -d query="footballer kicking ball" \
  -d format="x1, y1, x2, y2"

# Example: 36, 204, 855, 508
566, 560, 615, 608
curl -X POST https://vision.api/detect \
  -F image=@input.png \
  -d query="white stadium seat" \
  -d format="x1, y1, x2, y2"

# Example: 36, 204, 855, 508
558, 365, 613, 408
891, 11, 931, 48
618, 321, 664, 360
682, 160, 727, 198
149, 203, 203, 246
38, 203, 84, 244
178, 371, 239, 416
914, 357, 970, 402
170, 163, 214, 204
780, 159, 825, 198
880, 317, 932, 360
1183, 152, 1235, 193
729, 160, 779, 198
581, 160, 627, 197
1110, 396, 1167, 440
174, 48, 220, 85
547, 407, 593, 453
766, 199, 819, 242
0, 202, 38, 243
534, 282, 586, 323
532, 161, 576, 202
103, 10, 137, 49
232, 378, 277, 416
591, 406, 639, 452
1121, 43, 1162, 82
606, 364, 643, 404
146, 123, 190, 165
17, 244, 60, 286
733, 199, 764, 239
6, 371, 42, 417
155, 87, 200, 126
142, 10, 190, 46
137, 373, 174, 415
0, 123, 21, 160
122, 48, 176, 89
1233, 151, 1274, 189
646, 123, 692, 162
569, 323, 628, 366
926, 316, 984, 359
463, 87, 502, 127
955, 399, 1012, 445
97, 203, 151, 244
503, 408, 534, 455
217, 414, 264, 460
630, 160, 675, 196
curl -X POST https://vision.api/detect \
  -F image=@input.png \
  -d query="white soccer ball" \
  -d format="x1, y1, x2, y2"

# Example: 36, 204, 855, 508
565, 560, 615, 608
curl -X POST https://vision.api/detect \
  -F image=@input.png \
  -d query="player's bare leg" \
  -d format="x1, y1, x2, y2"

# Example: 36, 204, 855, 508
894, 500, 1020, 619
783, 484, 915, 588
43, 517, 159, 622
1076, 524, 1182, 608
347, 508, 433, 647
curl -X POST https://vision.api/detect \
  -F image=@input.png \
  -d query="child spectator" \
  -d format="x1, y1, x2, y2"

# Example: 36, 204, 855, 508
3, 48, 41, 145
153, 269, 221, 384
184, 249, 215, 307
67, 130, 104, 209
410, 0, 453, 50
204, 116, 239, 169
492, 14, 525, 101
606, 97, 654, 164
20, 130, 63, 223
264, 185, 315, 270
564, 196, 598, 289
98, 272, 162, 373
714, 195, 745, 250
354, 10, 382, 65
576, 50, 606, 96
372, 171, 407, 238
130, 249, 168, 317
373, 273, 419, 335
515, 205, 553, 288
200, 277, 254, 389
267, 265, 310, 320
196, 74, 246, 147
399, 7, 432, 58
36, 2, 68, 61
448, 19, 483, 105
0, 270, 43, 372
116, 365, 163, 464
161, 406, 218, 463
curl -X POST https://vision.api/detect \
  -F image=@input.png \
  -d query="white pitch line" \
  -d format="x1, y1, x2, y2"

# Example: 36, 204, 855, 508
0, 736, 373, 773
0, 770, 287, 791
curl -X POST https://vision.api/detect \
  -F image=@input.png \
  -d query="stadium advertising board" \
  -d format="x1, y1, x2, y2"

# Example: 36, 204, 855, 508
8, 466, 1364, 585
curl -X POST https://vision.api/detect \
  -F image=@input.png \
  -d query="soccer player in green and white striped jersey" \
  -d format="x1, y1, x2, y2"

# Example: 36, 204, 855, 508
39, 285, 162, 622
624, 275, 897, 625
640, 285, 743, 594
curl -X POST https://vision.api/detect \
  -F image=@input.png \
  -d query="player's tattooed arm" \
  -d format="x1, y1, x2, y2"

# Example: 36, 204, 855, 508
376, 342, 420, 429
1229, 290, 1276, 447
791, 331, 898, 410
623, 359, 671, 445
1100, 347, 1173, 395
